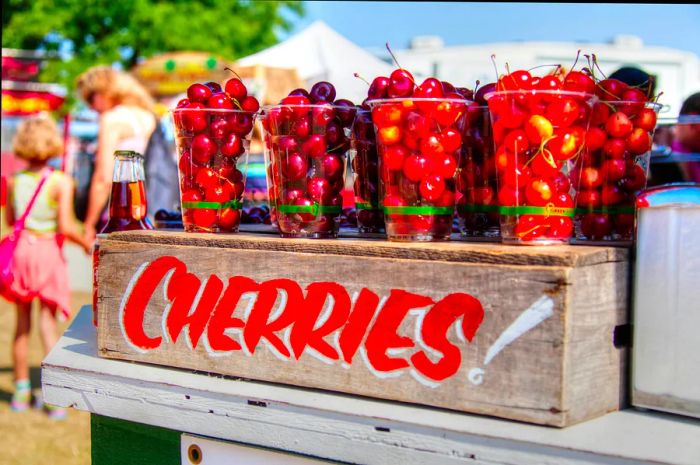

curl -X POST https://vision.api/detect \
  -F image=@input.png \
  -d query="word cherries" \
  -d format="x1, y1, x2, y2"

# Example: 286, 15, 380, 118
261, 81, 355, 238
486, 68, 597, 244
367, 69, 471, 241
172, 78, 259, 233
573, 76, 660, 241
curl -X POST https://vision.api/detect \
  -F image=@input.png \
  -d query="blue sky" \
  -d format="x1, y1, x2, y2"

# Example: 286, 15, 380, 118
284, 2, 700, 57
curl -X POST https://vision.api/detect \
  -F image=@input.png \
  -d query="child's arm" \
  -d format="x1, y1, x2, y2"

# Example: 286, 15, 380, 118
56, 173, 92, 254
4, 176, 15, 227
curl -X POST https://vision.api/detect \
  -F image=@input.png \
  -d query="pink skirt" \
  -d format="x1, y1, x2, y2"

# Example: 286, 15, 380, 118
0, 232, 71, 320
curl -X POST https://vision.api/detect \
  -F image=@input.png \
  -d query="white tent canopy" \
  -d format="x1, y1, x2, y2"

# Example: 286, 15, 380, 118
237, 21, 394, 104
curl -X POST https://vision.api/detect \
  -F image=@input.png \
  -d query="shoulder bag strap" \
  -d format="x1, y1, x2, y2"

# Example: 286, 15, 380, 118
14, 168, 53, 233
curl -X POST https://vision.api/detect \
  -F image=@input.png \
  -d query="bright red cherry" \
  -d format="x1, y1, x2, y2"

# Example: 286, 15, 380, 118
621, 164, 647, 191
187, 83, 213, 104
420, 133, 445, 158
501, 163, 532, 190
282, 153, 308, 181
547, 216, 573, 239
208, 116, 230, 141
301, 135, 327, 158
388, 69, 415, 98
383, 145, 408, 171
562, 70, 595, 94
403, 154, 433, 182
433, 154, 457, 178
372, 103, 403, 127
596, 78, 628, 100
193, 208, 218, 229
504, 129, 530, 155
498, 186, 524, 206
224, 78, 247, 101
207, 92, 234, 110
530, 150, 561, 178
191, 134, 217, 164
307, 177, 332, 203
586, 126, 607, 152
605, 112, 634, 138
195, 167, 219, 191
241, 96, 260, 113
221, 133, 244, 158
545, 98, 580, 128
377, 126, 401, 145
321, 154, 343, 180
180, 102, 207, 133
525, 178, 554, 206
419, 174, 446, 201
551, 171, 571, 194
634, 108, 657, 132
603, 138, 626, 159
625, 128, 652, 155
219, 208, 241, 231
577, 189, 601, 208
205, 182, 233, 203
580, 166, 603, 189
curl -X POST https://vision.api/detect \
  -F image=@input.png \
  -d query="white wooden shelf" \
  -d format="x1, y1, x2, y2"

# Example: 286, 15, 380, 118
43, 307, 700, 465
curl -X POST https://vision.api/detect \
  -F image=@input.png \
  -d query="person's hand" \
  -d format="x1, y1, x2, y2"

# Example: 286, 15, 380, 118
82, 238, 94, 255
84, 223, 97, 243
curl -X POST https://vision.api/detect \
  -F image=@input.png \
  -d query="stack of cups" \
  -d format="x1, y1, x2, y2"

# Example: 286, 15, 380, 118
486, 90, 597, 244
172, 108, 254, 233
367, 97, 471, 241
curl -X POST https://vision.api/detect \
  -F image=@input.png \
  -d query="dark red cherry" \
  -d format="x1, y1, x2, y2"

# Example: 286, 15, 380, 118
307, 177, 332, 203
187, 83, 213, 104
310, 81, 337, 103
191, 134, 217, 164
441, 81, 456, 94
228, 112, 254, 135
388, 69, 415, 98
474, 82, 497, 105
288, 88, 310, 98
282, 153, 308, 181
240, 96, 259, 113
334, 99, 356, 127
208, 117, 230, 140
320, 154, 343, 180
224, 78, 247, 101
221, 133, 244, 158
301, 135, 327, 158
368, 76, 390, 99
204, 81, 222, 93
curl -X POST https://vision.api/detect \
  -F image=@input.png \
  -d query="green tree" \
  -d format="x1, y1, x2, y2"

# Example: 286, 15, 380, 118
2, 0, 303, 105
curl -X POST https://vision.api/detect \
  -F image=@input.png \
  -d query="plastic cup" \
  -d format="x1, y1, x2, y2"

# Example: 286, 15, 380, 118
260, 103, 354, 238
573, 101, 662, 242
350, 109, 385, 234
171, 108, 254, 233
456, 104, 500, 239
486, 90, 597, 245
367, 97, 471, 241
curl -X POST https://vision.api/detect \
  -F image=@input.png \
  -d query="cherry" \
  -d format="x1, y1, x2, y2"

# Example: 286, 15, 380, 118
501, 162, 532, 189
282, 153, 308, 181
205, 183, 233, 203
187, 83, 213, 104
224, 78, 247, 101
334, 99, 356, 126
419, 174, 446, 201
605, 112, 633, 138
368, 76, 390, 99
176, 98, 190, 108
433, 154, 457, 178
601, 159, 627, 182
602, 138, 626, 159
562, 70, 595, 94
320, 154, 343, 180
204, 82, 222, 93
498, 70, 533, 91
178, 150, 199, 178
301, 135, 327, 158
634, 107, 657, 132
547, 126, 584, 160
207, 92, 234, 110
498, 186, 524, 206
195, 167, 219, 191
377, 126, 401, 145
525, 115, 554, 145
309, 81, 337, 103
554, 192, 574, 207
580, 213, 612, 239
181, 102, 207, 133
307, 177, 332, 203
577, 189, 601, 208
536, 75, 562, 93
388, 69, 415, 98
403, 154, 433, 182
474, 82, 497, 105
621, 164, 647, 191
433, 100, 464, 126
193, 208, 218, 229
293, 197, 317, 222
525, 178, 554, 206
313, 104, 335, 127
220, 132, 244, 158
284, 188, 304, 204
208, 116, 230, 141
420, 133, 445, 158
545, 98, 580, 128
383, 145, 408, 171
619, 88, 648, 116
590, 102, 611, 126
404, 111, 430, 136
372, 103, 403, 127
325, 120, 343, 146
228, 112, 254, 135
288, 88, 310, 98
241, 96, 260, 113
219, 208, 241, 231
551, 171, 571, 194
601, 184, 624, 205
191, 134, 217, 164
580, 166, 603, 189
625, 128, 652, 155
585, 126, 607, 152
292, 116, 311, 137
596, 79, 628, 100
530, 150, 561, 178
514, 215, 548, 240
504, 130, 530, 155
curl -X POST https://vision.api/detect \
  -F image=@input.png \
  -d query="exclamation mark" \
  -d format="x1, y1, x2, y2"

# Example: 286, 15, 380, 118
468, 295, 554, 385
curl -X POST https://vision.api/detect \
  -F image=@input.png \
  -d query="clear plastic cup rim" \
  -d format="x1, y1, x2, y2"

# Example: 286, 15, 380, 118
365, 97, 473, 107
259, 103, 358, 113
483, 89, 598, 101
170, 107, 257, 114
597, 101, 663, 113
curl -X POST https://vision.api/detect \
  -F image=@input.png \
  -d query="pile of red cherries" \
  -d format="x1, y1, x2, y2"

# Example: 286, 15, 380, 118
573, 78, 658, 241
366, 68, 472, 240
173, 78, 259, 232
261, 81, 355, 238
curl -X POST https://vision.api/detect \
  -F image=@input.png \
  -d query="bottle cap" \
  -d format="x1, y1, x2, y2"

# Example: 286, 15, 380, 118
114, 150, 143, 158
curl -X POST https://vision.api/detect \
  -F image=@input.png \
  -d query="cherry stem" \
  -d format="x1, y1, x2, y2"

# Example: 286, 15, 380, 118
224, 67, 243, 80
654, 91, 664, 105
385, 42, 403, 69
474, 79, 481, 94
569, 49, 582, 74
505, 62, 512, 75
490, 54, 500, 82
353, 72, 371, 86
528, 63, 562, 73
591, 54, 608, 80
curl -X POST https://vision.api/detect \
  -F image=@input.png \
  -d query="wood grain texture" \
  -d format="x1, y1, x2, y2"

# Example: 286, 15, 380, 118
96, 232, 629, 427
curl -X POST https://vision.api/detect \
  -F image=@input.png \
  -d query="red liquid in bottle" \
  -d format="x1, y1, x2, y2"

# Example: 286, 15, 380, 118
93, 152, 152, 326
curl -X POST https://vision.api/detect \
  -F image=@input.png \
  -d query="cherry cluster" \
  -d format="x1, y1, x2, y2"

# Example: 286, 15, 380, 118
173, 78, 259, 233
456, 83, 500, 237
262, 81, 355, 238
573, 78, 658, 241
367, 68, 472, 240
486, 68, 598, 243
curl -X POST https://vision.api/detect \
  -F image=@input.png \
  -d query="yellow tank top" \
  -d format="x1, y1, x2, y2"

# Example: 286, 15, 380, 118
12, 170, 61, 233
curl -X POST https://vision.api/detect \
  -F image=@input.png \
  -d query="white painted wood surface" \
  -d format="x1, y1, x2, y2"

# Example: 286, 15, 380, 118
43, 307, 700, 465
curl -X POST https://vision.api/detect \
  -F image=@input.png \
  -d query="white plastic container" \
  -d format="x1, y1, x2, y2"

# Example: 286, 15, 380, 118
632, 184, 700, 418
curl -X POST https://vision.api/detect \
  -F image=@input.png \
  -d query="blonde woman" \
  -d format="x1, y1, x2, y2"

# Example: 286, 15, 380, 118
2, 116, 91, 419
76, 65, 156, 240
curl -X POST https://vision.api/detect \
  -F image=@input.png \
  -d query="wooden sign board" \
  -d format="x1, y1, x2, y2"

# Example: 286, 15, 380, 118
97, 231, 629, 427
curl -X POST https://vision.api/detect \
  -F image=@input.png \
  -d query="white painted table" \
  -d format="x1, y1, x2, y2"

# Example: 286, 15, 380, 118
43, 307, 700, 465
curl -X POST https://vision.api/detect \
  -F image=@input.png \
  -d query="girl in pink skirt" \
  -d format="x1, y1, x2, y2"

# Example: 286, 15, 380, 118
1, 116, 91, 419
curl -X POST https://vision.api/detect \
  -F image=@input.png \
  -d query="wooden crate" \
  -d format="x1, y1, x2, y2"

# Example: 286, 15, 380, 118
96, 231, 630, 427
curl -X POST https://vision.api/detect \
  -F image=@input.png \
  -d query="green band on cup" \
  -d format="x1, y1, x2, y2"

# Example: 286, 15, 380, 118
499, 205, 575, 217
182, 200, 242, 209
356, 201, 381, 211
383, 206, 454, 215
278, 204, 343, 215
457, 204, 500, 213
575, 206, 636, 215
